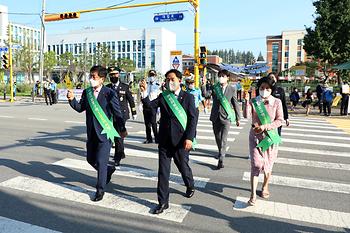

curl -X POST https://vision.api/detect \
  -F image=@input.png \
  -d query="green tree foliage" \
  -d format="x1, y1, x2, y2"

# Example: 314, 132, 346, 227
115, 58, 136, 73
208, 49, 256, 65
44, 51, 57, 80
304, 0, 350, 82
13, 45, 38, 83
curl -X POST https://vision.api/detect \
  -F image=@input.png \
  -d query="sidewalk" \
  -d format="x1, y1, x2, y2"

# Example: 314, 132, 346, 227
288, 106, 349, 120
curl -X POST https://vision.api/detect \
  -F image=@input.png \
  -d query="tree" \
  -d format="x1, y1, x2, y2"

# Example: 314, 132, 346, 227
14, 45, 38, 83
44, 51, 57, 80
257, 52, 265, 62
304, 0, 350, 83
115, 58, 135, 73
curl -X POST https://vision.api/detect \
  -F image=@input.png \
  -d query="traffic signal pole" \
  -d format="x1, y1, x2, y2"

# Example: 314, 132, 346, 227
8, 24, 13, 102
45, 0, 201, 87
39, 0, 46, 99
193, 0, 200, 88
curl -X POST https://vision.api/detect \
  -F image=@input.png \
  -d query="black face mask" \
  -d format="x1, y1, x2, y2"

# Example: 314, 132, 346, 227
110, 76, 119, 84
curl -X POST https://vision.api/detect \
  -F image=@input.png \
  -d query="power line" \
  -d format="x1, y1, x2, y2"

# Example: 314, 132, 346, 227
0, 11, 40, 16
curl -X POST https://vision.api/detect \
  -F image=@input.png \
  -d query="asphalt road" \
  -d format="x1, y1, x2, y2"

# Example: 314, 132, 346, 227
0, 101, 349, 233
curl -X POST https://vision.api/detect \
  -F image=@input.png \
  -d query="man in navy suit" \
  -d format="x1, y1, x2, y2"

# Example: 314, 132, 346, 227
140, 69, 197, 214
67, 65, 127, 202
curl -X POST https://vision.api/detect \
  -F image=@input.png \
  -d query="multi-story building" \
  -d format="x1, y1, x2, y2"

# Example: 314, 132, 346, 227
46, 26, 176, 74
0, 5, 41, 50
266, 30, 307, 74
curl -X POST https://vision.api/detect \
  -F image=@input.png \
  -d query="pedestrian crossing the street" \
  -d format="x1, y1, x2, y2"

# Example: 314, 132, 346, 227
234, 116, 350, 230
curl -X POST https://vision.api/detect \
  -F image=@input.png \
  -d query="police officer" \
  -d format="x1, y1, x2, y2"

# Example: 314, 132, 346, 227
107, 67, 137, 166
142, 70, 160, 143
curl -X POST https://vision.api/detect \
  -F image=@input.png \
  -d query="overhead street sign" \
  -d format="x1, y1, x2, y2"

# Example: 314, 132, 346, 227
0, 47, 8, 52
154, 12, 184, 23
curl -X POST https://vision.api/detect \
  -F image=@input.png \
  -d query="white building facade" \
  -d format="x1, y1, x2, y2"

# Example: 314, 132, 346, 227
46, 26, 176, 74
0, 5, 41, 50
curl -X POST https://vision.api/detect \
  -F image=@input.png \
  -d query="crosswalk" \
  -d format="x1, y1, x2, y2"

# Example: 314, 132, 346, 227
234, 116, 350, 229
1, 113, 350, 231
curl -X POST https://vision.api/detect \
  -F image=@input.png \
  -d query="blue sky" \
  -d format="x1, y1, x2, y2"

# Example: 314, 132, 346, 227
2, 0, 315, 58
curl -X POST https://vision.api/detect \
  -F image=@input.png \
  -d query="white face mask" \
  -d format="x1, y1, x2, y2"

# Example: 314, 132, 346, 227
219, 76, 227, 84
90, 79, 100, 88
149, 76, 155, 82
167, 81, 177, 92
260, 89, 272, 99
188, 84, 195, 90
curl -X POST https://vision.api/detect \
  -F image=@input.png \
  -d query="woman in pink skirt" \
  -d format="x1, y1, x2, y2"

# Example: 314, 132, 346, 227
243, 77, 283, 206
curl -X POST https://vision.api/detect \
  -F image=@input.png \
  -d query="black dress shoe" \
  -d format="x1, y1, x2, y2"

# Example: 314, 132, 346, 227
217, 160, 224, 169
93, 191, 104, 202
152, 203, 169, 214
143, 140, 153, 144
185, 187, 195, 198
106, 167, 116, 184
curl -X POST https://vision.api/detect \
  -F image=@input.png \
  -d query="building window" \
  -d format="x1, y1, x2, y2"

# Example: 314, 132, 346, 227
127, 53, 130, 59
142, 40, 145, 51
142, 52, 145, 68
297, 39, 303, 46
285, 40, 289, 46
48, 45, 51, 51
65, 44, 69, 52
284, 63, 288, 69
137, 52, 142, 68
272, 42, 279, 73
122, 41, 126, 52
297, 51, 302, 57
133, 40, 137, 52
151, 52, 155, 69
285, 51, 289, 57
112, 41, 115, 51
137, 40, 141, 52
133, 53, 137, 66
127, 41, 130, 52
150, 39, 155, 51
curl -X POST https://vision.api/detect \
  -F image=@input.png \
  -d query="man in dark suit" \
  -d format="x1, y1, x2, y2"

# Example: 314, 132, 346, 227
106, 67, 137, 167
210, 69, 241, 169
267, 72, 289, 135
140, 69, 197, 214
67, 65, 127, 202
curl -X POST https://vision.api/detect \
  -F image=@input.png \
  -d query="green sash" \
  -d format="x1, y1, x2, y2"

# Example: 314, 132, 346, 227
86, 87, 120, 141
213, 83, 236, 123
162, 90, 197, 149
252, 98, 281, 152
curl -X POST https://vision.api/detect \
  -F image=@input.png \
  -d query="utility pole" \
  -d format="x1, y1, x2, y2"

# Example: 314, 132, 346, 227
83, 37, 87, 89
193, 0, 200, 88
39, 0, 45, 97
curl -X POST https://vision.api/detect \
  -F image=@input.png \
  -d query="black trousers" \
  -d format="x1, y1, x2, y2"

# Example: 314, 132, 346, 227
157, 143, 194, 205
143, 109, 158, 142
237, 90, 242, 101
113, 130, 125, 163
86, 132, 113, 192
44, 89, 52, 105
277, 126, 282, 136
341, 95, 349, 115
323, 101, 331, 115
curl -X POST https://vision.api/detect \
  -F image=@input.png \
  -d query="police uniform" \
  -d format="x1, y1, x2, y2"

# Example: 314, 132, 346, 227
107, 67, 136, 165
142, 72, 160, 143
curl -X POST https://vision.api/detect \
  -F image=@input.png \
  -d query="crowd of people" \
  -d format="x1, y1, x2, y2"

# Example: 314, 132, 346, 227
65, 65, 292, 213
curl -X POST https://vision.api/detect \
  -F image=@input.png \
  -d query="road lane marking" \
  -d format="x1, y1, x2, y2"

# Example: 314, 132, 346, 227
197, 124, 245, 129
0, 216, 61, 233
28, 118, 48, 121
283, 127, 346, 134
0, 176, 190, 223
242, 172, 350, 194
123, 148, 218, 166
64, 120, 84, 124
282, 138, 350, 148
290, 117, 327, 122
196, 135, 236, 142
197, 128, 243, 133
0, 115, 14, 118
233, 196, 350, 229
289, 124, 337, 129
279, 146, 350, 158
276, 157, 350, 171
282, 132, 350, 141
53, 158, 209, 188
289, 120, 333, 126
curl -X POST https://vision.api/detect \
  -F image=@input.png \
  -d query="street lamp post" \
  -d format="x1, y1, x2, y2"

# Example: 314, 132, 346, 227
39, 0, 45, 97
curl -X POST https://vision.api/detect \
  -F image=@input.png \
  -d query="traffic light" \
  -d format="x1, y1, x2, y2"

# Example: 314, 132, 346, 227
199, 46, 207, 67
44, 12, 80, 22
2, 54, 9, 69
